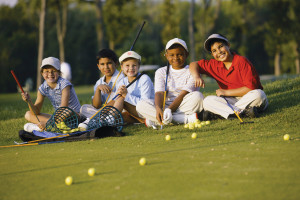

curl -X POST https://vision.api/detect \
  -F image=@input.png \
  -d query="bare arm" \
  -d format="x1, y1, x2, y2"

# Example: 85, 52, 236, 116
61, 86, 71, 107
155, 91, 164, 124
92, 84, 112, 109
168, 90, 189, 112
216, 86, 252, 97
189, 61, 205, 88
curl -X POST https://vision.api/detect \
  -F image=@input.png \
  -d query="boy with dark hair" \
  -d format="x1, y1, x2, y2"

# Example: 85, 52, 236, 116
137, 38, 204, 129
80, 49, 124, 118
189, 33, 268, 120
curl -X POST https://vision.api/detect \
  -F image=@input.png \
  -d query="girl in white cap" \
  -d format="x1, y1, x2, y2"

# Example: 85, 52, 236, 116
189, 33, 268, 120
21, 57, 82, 132
113, 51, 154, 123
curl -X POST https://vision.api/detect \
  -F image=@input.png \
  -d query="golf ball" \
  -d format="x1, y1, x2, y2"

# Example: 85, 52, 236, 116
65, 176, 73, 186
189, 123, 195, 129
283, 134, 290, 141
194, 119, 201, 124
205, 121, 211, 125
184, 124, 189, 128
88, 168, 95, 176
165, 134, 171, 141
139, 157, 146, 166
191, 132, 197, 139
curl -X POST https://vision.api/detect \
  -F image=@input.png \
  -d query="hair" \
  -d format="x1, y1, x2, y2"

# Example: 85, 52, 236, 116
96, 49, 119, 64
40, 65, 61, 75
167, 44, 187, 52
208, 34, 229, 52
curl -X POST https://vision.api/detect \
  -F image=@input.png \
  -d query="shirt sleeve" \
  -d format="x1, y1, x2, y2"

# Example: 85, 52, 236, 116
154, 67, 166, 92
239, 57, 261, 90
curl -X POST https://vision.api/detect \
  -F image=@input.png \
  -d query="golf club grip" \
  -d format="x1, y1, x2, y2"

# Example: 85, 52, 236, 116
165, 62, 170, 91
130, 21, 146, 51
11, 70, 25, 93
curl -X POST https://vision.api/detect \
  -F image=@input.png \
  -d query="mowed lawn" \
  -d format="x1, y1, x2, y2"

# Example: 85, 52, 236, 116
0, 76, 299, 200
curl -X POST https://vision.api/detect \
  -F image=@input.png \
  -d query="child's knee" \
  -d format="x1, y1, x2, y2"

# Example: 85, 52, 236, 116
203, 95, 217, 107
24, 111, 32, 121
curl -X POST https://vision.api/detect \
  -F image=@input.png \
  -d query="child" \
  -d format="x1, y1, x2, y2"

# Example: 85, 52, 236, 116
189, 33, 268, 120
21, 57, 82, 132
80, 49, 125, 118
136, 38, 204, 129
113, 51, 155, 123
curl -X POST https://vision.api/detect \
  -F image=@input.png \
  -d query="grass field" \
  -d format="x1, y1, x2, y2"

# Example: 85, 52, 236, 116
0, 76, 299, 200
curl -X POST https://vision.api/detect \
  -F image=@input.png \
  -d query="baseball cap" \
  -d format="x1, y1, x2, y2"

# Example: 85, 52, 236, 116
119, 51, 141, 63
165, 38, 188, 52
41, 57, 61, 71
204, 34, 229, 52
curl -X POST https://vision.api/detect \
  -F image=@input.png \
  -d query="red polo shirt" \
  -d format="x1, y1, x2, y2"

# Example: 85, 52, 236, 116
197, 53, 263, 90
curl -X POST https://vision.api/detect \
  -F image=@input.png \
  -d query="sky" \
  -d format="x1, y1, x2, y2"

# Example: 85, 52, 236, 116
0, 0, 18, 7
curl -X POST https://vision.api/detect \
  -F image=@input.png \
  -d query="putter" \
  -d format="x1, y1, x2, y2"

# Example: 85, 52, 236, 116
161, 62, 170, 129
222, 96, 254, 124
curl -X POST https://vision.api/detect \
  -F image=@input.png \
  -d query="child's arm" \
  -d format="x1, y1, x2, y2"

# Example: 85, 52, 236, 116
155, 91, 164, 124
61, 85, 71, 107
21, 91, 44, 115
216, 87, 252, 97
189, 61, 205, 88
167, 90, 189, 112
92, 84, 112, 109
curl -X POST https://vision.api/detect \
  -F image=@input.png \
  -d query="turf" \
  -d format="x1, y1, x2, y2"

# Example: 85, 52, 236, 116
0, 76, 300, 200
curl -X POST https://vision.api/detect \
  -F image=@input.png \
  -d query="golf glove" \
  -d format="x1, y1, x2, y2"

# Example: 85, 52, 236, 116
163, 108, 172, 124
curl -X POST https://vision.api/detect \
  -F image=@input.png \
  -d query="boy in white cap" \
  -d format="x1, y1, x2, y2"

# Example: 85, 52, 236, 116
80, 49, 124, 118
189, 33, 268, 120
113, 51, 154, 123
21, 57, 82, 132
136, 38, 204, 129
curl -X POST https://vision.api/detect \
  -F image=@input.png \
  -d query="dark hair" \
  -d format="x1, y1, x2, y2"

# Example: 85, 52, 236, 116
208, 34, 229, 52
96, 49, 119, 64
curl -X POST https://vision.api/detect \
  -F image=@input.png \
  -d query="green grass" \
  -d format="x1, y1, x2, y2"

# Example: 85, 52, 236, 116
1, 76, 300, 200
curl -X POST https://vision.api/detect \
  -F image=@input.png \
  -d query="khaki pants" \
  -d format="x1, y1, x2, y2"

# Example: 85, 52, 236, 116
203, 89, 268, 119
136, 91, 204, 124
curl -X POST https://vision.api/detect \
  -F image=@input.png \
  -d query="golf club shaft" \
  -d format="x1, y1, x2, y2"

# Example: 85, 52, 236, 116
130, 21, 146, 51
222, 96, 244, 123
11, 70, 41, 122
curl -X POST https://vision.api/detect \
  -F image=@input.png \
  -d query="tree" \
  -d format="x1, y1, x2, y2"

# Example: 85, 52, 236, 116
95, 0, 105, 50
37, 0, 46, 89
188, 0, 195, 61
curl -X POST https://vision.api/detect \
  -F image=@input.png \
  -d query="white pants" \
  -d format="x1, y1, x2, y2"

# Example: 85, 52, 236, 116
136, 91, 204, 124
80, 104, 100, 119
203, 89, 268, 119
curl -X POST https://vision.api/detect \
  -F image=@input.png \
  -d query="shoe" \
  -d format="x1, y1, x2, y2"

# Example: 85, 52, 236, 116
24, 123, 41, 133
242, 106, 259, 118
200, 110, 222, 121
145, 119, 158, 129
184, 113, 198, 124
78, 118, 90, 131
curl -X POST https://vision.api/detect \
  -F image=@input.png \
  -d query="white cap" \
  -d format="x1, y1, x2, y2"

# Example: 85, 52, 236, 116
204, 34, 229, 52
165, 38, 188, 52
119, 51, 141, 63
41, 57, 61, 71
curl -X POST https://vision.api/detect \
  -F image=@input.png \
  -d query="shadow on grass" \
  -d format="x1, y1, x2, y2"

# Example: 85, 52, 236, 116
0, 133, 282, 177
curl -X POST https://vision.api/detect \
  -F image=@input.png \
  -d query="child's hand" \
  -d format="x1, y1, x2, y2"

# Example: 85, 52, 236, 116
37, 121, 46, 131
117, 85, 127, 98
194, 77, 205, 88
98, 84, 112, 94
155, 107, 164, 125
162, 108, 172, 124
21, 92, 30, 102
216, 89, 226, 97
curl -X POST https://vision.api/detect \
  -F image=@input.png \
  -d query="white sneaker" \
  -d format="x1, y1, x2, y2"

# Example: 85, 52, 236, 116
78, 118, 90, 131
184, 113, 198, 124
145, 119, 159, 129
24, 123, 41, 133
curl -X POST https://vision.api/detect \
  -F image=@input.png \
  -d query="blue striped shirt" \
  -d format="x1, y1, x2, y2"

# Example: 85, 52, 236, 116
116, 73, 155, 106
39, 77, 81, 113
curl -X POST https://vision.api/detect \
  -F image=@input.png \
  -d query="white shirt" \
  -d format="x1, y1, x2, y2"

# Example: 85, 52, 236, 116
155, 65, 198, 103
116, 73, 155, 106
93, 70, 125, 103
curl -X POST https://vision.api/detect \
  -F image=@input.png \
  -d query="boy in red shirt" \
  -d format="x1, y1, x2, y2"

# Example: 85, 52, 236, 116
189, 34, 268, 120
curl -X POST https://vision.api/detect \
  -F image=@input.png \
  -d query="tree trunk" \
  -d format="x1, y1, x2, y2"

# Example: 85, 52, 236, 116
37, 0, 46, 91
95, 0, 105, 50
274, 45, 281, 76
55, 0, 68, 63
188, 0, 195, 61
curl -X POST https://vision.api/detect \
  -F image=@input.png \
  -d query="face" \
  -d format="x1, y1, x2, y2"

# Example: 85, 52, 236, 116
210, 41, 232, 62
121, 58, 139, 77
97, 58, 117, 77
165, 47, 188, 69
41, 66, 59, 84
